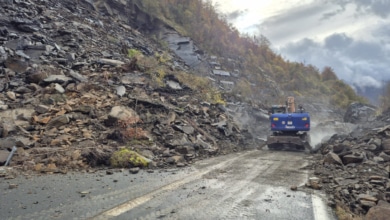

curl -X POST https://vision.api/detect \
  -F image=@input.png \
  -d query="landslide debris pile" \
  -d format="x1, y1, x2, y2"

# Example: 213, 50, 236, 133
0, 0, 252, 174
311, 109, 390, 217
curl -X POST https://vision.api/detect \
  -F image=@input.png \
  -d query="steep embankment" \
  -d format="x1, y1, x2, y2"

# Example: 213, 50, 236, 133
0, 0, 259, 174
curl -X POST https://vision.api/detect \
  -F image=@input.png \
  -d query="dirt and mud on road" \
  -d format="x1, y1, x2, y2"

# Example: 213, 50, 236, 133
1, 149, 336, 220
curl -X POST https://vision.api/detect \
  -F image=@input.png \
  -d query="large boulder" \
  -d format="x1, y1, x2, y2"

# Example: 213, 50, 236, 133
344, 103, 377, 124
105, 106, 140, 126
365, 200, 390, 220
323, 152, 343, 166
342, 152, 365, 165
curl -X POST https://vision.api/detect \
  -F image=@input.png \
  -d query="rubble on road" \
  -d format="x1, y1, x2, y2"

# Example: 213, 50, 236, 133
310, 109, 390, 217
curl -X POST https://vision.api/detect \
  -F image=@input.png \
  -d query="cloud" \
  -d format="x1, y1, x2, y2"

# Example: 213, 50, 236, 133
346, 41, 385, 61
369, 1, 390, 18
320, 4, 347, 20
352, 75, 382, 89
355, 0, 390, 18
373, 22, 390, 44
324, 33, 353, 50
262, 3, 326, 26
280, 33, 390, 91
279, 38, 319, 55
252, 2, 357, 47
331, 0, 390, 18
225, 9, 248, 21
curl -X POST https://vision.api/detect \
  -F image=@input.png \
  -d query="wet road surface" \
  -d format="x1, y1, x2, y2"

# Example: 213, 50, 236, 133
0, 149, 336, 220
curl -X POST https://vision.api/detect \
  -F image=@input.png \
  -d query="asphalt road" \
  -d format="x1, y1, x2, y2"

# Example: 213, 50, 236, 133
0, 149, 336, 220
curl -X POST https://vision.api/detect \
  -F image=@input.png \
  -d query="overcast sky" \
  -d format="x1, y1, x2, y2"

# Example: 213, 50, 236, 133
210, 0, 390, 98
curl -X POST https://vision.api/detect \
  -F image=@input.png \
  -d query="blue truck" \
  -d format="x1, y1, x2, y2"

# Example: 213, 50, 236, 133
266, 97, 311, 151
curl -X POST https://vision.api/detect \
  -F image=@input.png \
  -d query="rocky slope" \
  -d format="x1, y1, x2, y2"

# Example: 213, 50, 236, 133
0, 0, 260, 174
309, 103, 390, 218
2, 0, 389, 218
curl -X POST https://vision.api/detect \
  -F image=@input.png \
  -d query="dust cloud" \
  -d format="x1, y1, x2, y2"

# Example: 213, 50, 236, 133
309, 128, 336, 150
309, 120, 356, 151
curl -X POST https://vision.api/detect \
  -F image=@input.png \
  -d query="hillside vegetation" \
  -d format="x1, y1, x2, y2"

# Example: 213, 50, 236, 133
134, 0, 367, 108
380, 82, 390, 112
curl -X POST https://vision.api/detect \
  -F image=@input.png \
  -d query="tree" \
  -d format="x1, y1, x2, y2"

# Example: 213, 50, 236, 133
321, 66, 338, 81
254, 34, 271, 48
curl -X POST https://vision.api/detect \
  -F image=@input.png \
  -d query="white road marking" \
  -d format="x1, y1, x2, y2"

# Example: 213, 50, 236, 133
94, 152, 249, 219
312, 194, 335, 220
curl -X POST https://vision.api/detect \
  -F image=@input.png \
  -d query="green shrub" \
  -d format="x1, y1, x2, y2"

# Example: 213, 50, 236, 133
207, 88, 226, 105
127, 49, 142, 58
155, 51, 171, 63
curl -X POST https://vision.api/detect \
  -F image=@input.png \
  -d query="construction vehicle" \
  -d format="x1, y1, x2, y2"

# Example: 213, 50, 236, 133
266, 97, 311, 151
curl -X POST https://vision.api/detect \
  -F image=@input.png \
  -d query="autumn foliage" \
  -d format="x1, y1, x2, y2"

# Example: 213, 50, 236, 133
117, 118, 148, 141
133, 0, 366, 108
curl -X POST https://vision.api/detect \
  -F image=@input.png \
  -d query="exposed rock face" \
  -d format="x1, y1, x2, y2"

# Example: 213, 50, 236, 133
344, 102, 377, 124
163, 30, 202, 68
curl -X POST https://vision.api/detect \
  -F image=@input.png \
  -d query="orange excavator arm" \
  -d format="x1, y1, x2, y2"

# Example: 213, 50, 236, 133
287, 96, 295, 113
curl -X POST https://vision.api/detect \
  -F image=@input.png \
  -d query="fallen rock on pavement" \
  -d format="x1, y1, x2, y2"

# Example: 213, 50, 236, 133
311, 121, 390, 217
